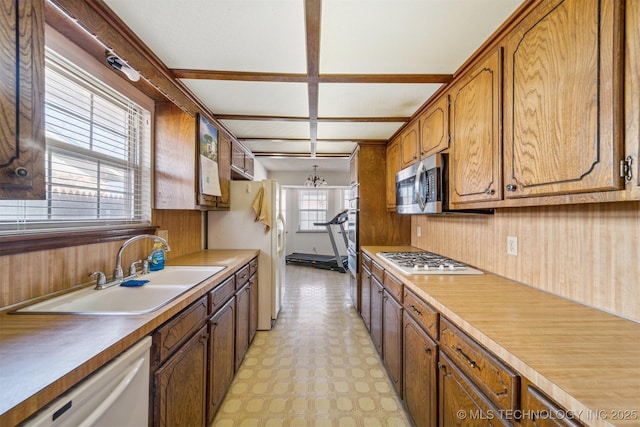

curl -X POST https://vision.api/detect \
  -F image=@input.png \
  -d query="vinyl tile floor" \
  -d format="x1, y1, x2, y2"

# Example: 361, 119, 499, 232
210, 265, 412, 427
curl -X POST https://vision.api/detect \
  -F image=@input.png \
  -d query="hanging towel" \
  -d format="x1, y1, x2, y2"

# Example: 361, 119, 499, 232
251, 185, 271, 232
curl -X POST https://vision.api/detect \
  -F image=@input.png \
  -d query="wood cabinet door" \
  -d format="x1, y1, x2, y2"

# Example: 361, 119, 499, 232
419, 94, 449, 159
207, 297, 235, 423
153, 326, 208, 427
403, 312, 437, 427
438, 352, 514, 427
360, 266, 372, 332
215, 132, 231, 209
385, 139, 401, 210
370, 275, 384, 355
400, 122, 420, 169
249, 273, 258, 343
235, 282, 250, 370
450, 47, 503, 204
0, 0, 45, 199
522, 385, 586, 427
626, 0, 640, 199
503, 0, 624, 198
382, 291, 403, 395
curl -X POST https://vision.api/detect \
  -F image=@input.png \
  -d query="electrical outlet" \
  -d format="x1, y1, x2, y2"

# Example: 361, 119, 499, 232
157, 229, 169, 241
507, 236, 518, 256
416, 225, 422, 237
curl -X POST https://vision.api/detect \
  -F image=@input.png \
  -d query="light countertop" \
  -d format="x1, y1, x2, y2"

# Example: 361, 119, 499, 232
363, 246, 640, 427
0, 249, 258, 426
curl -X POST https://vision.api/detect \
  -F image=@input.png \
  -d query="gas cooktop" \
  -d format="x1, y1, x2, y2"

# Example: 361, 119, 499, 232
377, 251, 483, 275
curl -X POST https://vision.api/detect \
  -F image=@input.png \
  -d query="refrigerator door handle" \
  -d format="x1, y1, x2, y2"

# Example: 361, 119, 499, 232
276, 214, 286, 256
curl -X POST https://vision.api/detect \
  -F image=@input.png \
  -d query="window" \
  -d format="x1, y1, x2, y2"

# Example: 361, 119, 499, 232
297, 189, 327, 231
0, 48, 151, 233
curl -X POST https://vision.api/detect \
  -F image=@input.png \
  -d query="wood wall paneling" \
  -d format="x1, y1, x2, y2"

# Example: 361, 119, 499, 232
411, 202, 640, 321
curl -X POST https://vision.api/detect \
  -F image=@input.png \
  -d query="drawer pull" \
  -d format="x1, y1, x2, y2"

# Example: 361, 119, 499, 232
409, 305, 422, 316
453, 345, 479, 370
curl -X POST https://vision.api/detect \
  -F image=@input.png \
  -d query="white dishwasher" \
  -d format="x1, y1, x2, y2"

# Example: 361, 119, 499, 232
22, 336, 151, 427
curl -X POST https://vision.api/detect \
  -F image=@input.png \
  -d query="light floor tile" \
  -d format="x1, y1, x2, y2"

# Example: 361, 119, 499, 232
210, 265, 411, 426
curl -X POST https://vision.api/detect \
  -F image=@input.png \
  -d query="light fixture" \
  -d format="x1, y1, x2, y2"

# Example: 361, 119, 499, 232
106, 53, 140, 82
305, 165, 328, 187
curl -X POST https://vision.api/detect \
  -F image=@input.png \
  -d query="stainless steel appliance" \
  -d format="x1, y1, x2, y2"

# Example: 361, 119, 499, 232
395, 153, 492, 215
377, 251, 483, 275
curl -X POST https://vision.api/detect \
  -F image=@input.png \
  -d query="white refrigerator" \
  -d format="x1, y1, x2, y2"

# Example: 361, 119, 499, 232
207, 179, 285, 330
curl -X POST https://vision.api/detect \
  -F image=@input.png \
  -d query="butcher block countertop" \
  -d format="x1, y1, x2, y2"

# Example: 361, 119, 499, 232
363, 246, 640, 427
0, 249, 258, 427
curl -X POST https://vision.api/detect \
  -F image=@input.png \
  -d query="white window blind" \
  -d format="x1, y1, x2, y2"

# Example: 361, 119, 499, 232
298, 189, 327, 231
0, 48, 151, 233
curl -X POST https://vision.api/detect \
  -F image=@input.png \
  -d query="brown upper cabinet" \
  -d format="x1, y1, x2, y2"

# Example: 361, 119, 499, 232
626, 0, 640, 199
449, 47, 503, 204
0, 0, 45, 200
385, 138, 401, 210
155, 102, 231, 210
399, 121, 420, 169
503, 0, 625, 198
230, 141, 254, 181
419, 93, 450, 160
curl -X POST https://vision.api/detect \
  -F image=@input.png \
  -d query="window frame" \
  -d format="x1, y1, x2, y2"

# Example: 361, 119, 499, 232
0, 26, 156, 256
297, 188, 329, 232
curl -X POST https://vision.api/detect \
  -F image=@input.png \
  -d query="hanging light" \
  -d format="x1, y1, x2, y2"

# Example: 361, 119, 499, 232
106, 53, 140, 82
304, 165, 328, 187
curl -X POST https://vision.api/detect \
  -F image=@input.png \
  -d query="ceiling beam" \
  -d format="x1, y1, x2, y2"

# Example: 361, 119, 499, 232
171, 69, 453, 84
216, 114, 409, 123
305, 0, 321, 157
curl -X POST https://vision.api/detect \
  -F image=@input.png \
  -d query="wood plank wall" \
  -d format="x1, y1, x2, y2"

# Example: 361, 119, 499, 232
0, 210, 202, 309
412, 201, 640, 321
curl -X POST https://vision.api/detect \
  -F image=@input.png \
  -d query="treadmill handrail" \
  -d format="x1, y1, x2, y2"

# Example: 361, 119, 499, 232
313, 209, 349, 226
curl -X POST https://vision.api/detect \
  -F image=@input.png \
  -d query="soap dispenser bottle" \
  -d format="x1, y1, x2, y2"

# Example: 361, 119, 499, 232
149, 239, 165, 271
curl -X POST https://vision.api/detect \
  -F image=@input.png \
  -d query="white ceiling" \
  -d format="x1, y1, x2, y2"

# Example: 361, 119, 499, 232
103, 0, 524, 174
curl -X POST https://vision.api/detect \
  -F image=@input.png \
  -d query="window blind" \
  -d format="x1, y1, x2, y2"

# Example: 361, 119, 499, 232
0, 48, 151, 233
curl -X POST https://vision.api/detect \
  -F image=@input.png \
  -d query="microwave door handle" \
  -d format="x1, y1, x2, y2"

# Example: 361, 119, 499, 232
414, 161, 426, 211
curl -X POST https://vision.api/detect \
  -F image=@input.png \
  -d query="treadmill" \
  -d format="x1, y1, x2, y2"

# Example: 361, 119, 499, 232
286, 210, 349, 273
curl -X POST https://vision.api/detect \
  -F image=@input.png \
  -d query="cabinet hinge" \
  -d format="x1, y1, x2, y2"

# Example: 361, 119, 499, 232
620, 156, 633, 182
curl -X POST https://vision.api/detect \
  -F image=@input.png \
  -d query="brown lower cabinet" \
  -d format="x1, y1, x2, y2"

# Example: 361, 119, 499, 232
151, 257, 259, 426
370, 274, 384, 354
382, 289, 403, 395
360, 264, 372, 332
403, 311, 438, 427
438, 352, 514, 427
207, 296, 235, 422
522, 384, 586, 427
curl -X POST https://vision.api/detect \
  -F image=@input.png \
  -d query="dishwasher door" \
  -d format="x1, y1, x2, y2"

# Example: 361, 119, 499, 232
22, 336, 151, 427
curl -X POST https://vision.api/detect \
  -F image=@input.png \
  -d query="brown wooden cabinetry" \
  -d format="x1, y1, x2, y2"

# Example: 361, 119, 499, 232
155, 102, 231, 210
503, 0, 624, 198
370, 273, 384, 355
626, 0, 640, 199
231, 141, 254, 180
385, 138, 401, 210
419, 93, 449, 160
382, 279, 403, 395
399, 121, 420, 169
207, 296, 235, 422
360, 261, 372, 332
249, 268, 258, 343
439, 352, 514, 426
151, 295, 209, 426
450, 47, 503, 204
234, 257, 257, 369
403, 311, 438, 427
0, 0, 45, 199
522, 384, 586, 427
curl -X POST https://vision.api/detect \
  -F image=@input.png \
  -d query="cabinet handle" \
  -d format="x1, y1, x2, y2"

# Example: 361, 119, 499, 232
14, 167, 28, 177
452, 345, 479, 370
506, 184, 517, 192
424, 346, 431, 354
410, 305, 422, 316
485, 188, 495, 195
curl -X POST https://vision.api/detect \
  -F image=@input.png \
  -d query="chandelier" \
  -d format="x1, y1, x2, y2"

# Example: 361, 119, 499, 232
304, 165, 328, 187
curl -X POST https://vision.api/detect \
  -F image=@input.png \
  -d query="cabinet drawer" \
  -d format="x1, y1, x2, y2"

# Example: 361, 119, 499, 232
440, 318, 519, 412
362, 253, 372, 271
235, 264, 250, 290
371, 259, 384, 283
153, 295, 208, 366
383, 271, 403, 303
523, 385, 586, 427
249, 257, 258, 277
403, 288, 438, 341
209, 275, 235, 314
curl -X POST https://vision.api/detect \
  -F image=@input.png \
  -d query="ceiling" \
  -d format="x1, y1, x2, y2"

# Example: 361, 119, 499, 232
100, 0, 525, 174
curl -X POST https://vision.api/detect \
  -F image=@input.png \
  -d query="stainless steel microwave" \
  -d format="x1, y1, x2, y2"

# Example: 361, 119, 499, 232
395, 154, 493, 215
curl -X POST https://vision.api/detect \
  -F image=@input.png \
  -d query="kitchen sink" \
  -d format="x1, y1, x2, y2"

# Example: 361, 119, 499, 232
14, 266, 226, 315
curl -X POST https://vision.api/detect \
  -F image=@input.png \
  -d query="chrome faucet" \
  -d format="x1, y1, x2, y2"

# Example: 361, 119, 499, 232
113, 234, 171, 283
